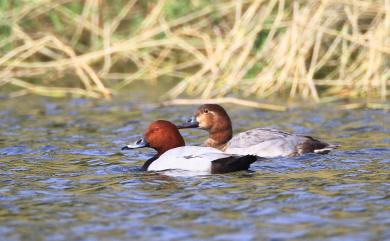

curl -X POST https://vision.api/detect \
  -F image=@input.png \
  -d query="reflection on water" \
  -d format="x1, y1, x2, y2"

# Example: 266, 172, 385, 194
0, 94, 389, 240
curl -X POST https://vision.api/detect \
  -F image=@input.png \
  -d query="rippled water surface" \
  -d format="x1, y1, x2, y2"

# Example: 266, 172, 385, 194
0, 94, 389, 241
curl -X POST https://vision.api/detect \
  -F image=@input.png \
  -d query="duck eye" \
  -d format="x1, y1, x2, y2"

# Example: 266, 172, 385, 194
148, 128, 159, 134
203, 109, 209, 113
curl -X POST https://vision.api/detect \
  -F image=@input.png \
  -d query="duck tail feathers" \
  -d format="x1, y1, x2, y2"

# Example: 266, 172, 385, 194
314, 144, 339, 154
211, 155, 258, 174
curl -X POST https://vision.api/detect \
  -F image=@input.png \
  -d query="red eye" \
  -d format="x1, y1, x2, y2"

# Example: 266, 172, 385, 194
148, 128, 159, 134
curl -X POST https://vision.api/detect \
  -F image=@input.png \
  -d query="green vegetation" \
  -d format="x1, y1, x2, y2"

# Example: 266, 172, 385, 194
0, 0, 389, 104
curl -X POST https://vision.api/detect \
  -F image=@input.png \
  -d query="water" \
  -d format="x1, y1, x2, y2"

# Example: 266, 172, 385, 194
0, 94, 389, 241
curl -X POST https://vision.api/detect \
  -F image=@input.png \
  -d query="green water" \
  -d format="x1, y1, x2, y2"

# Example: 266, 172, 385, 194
0, 94, 389, 241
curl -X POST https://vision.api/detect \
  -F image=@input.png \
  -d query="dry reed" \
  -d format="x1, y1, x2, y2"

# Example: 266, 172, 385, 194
0, 0, 389, 106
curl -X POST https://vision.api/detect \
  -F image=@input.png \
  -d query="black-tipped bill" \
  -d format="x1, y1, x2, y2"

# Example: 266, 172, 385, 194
176, 116, 199, 129
121, 137, 149, 150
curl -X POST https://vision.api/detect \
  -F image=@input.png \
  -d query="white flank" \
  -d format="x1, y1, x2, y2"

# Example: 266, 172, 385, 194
148, 146, 232, 172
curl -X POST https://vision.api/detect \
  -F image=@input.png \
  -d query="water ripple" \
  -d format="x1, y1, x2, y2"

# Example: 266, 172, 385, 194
0, 97, 389, 240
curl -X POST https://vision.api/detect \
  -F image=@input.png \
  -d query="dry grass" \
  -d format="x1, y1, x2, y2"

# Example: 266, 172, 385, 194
0, 0, 389, 104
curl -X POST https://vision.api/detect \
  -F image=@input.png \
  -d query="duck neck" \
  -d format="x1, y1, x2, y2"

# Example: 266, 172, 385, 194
206, 128, 232, 150
141, 155, 158, 171
142, 141, 184, 171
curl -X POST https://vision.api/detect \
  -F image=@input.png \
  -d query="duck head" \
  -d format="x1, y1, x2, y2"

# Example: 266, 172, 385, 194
177, 104, 233, 149
122, 120, 185, 157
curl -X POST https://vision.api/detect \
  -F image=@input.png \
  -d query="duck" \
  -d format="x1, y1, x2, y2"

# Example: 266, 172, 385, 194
177, 104, 338, 158
121, 120, 258, 174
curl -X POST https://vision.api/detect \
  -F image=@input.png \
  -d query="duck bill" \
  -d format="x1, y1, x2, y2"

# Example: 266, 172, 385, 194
121, 137, 149, 150
176, 116, 199, 129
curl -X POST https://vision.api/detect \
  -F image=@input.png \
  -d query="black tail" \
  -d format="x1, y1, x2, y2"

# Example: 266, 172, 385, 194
211, 155, 259, 174
299, 136, 339, 155
313, 144, 339, 154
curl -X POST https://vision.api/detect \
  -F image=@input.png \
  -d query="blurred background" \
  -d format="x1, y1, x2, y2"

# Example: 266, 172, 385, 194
1, 0, 389, 106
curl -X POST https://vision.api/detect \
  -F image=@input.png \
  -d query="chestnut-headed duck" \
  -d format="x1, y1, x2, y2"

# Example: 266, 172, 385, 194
177, 104, 337, 158
121, 120, 258, 174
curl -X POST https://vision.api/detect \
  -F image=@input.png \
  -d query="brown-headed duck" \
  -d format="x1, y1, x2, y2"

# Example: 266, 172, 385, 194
121, 120, 258, 174
177, 104, 337, 158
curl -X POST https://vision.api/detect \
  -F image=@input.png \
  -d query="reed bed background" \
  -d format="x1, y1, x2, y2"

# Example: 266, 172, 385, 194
1, 0, 389, 104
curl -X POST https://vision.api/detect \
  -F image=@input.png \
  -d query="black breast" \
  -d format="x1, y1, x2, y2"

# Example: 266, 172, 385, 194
141, 156, 158, 171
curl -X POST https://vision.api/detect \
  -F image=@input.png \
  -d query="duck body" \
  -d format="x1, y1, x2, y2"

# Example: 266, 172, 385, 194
178, 104, 338, 157
224, 128, 335, 158
122, 120, 258, 174
147, 146, 257, 174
